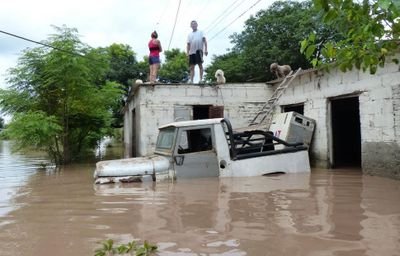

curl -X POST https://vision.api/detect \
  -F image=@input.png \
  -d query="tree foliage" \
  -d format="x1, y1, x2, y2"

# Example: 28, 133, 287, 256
0, 25, 124, 164
136, 56, 151, 82
159, 48, 189, 83
206, 0, 339, 82
95, 44, 141, 128
205, 52, 247, 83
103, 43, 139, 94
301, 0, 400, 73
3, 111, 63, 160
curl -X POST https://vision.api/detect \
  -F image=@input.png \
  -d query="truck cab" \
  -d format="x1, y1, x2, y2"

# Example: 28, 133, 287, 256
94, 118, 310, 184
155, 119, 220, 178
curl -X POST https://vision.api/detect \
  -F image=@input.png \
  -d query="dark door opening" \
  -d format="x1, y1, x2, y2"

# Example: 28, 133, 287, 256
331, 97, 361, 168
193, 105, 224, 120
193, 105, 211, 120
283, 104, 304, 115
131, 109, 136, 157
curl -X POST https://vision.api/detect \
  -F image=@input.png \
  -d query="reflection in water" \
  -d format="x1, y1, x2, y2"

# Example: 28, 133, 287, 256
0, 140, 51, 218
0, 140, 399, 256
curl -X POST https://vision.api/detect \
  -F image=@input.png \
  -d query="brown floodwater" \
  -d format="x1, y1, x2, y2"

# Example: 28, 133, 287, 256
0, 140, 400, 256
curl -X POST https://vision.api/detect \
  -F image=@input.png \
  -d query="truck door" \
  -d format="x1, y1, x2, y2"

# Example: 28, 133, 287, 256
173, 126, 219, 178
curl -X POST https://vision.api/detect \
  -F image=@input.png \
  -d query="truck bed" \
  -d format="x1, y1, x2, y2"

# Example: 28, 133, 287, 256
221, 119, 308, 161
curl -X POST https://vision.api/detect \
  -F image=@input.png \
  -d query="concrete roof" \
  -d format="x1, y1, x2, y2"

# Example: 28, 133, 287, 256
266, 68, 317, 85
158, 118, 224, 129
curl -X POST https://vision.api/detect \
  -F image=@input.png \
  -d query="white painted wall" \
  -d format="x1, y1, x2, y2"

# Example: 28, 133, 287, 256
276, 62, 400, 178
124, 83, 274, 157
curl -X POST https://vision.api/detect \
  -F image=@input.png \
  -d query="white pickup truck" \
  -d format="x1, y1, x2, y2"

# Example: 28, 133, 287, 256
94, 118, 310, 184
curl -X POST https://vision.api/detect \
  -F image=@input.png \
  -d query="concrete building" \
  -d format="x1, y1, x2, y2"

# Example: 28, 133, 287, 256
123, 83, 271, 157
123, 61, 400, 179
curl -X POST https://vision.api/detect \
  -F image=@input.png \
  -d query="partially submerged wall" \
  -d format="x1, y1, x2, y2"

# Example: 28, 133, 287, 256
277, 63, 400, 179
361, 82, 400, 179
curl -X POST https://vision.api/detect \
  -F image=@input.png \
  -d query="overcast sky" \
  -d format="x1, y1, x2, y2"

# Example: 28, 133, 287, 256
0, 0, 277, 89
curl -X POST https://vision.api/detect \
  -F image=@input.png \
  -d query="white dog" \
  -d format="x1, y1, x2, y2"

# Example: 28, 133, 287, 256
215, 69, 226, 84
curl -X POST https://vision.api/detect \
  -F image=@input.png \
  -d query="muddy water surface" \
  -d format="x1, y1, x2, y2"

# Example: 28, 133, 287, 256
0, 140, 399, 256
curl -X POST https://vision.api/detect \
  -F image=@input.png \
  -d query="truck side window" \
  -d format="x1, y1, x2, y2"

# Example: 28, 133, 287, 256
177, 131, 189, 153
177, 128, 212, 154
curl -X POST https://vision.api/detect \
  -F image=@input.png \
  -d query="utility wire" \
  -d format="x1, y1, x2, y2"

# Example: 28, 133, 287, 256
198, 0, 212, 17
204, 0, 244, 34
154, 0, 173, 29
167, 0, 182, 50
208, 0, 263, 42
206, 0, 248, 36
0, 29, 100, 62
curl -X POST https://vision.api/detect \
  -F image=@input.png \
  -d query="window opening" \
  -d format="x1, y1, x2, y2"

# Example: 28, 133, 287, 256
178, 128, 212, 154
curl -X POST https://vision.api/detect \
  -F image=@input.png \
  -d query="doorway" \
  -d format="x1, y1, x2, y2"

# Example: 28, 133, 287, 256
330, 97, 361, 168
193, 105, 224, 120
131, 109, 136, 157
193, 105, 210, 120
282, 104, 304, 115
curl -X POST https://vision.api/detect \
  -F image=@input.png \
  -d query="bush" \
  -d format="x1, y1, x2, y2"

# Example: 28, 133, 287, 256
94, 239, 157, 256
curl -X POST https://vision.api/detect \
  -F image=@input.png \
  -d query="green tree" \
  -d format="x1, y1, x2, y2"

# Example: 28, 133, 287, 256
0, 116, 4, 129
103, 43, 139, 94
205, 52, 247, 82
136, 56, 150, 82
301, 0, 400, 73
207, 0, 339, 82
0, 25, 123, 164
96, 44, 140, 128
159, 48, 189, 83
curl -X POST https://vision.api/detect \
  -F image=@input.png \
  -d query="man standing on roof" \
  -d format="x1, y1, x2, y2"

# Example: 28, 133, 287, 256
187, 20, 208, 84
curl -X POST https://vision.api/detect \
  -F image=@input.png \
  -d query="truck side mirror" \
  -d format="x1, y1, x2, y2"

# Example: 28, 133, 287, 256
174, 155, 184, 166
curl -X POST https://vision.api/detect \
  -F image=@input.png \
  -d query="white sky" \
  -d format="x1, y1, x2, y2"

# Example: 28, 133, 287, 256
0, 0, 277, 90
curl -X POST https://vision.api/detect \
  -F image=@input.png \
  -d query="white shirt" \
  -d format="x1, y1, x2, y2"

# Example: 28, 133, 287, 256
187, 30, 205, 55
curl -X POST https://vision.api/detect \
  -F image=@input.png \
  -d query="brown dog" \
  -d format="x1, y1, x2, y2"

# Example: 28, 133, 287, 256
270, 63, 292, 78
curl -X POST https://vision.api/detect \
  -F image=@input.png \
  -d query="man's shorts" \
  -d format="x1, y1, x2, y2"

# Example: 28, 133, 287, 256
189, 50, 203, 65
149, 56, 160, 65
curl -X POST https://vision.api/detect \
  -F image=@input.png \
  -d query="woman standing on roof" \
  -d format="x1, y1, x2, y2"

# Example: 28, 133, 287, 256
148, 31, 162, 83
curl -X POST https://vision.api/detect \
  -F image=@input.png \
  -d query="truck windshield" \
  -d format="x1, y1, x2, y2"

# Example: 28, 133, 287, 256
156, 127, 176, 150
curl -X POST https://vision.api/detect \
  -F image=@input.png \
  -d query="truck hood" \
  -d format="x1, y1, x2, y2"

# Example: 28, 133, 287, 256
94, 155, 170, 178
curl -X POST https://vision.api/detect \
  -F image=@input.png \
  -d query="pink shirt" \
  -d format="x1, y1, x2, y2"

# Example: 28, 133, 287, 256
148, 39, 160, 57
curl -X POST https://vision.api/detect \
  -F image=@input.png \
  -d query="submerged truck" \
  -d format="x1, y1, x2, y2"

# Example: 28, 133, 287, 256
94, 118, 310, 184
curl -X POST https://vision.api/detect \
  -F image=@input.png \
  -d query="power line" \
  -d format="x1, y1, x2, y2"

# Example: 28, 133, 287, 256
167, 0, 182, 50
198, 0, 212, 16
0, 29, 99, 62
208, 0, 264, 42
154, 0, 173, 29
204, 0, 245, 34
206, 0, 248, 35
